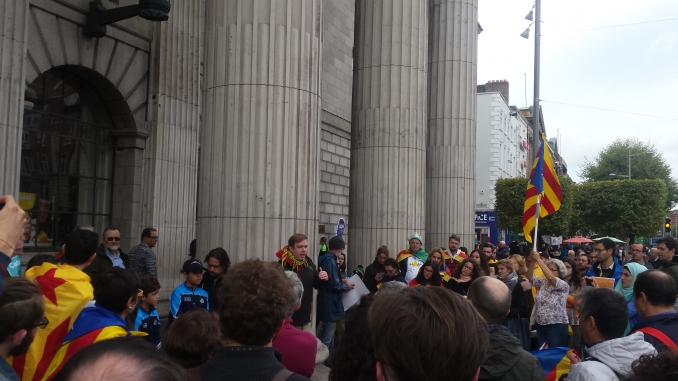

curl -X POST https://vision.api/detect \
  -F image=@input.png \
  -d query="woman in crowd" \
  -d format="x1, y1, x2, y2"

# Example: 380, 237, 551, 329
445, 259, 480, 296
615, 262, 648, 334
504, 255, 532, 350
496, 259, 519, 291
375, 258, 407, 290
526, 250, 570, 348
563, 258, 584, 355
329, 294, 377, 381
427, 247, 450, 280
363, 246, 389, 293
337, 253, 347, 279
470, 249, 491, 276
409, 260, 443, 288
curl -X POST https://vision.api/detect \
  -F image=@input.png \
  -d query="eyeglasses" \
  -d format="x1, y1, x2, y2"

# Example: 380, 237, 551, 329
423, 268, 434, 274
149, 236, 159, 240
106, 237, 121, 241
31, 317, 49, 329
463, 266, 474, 271
593, 248, 606, 253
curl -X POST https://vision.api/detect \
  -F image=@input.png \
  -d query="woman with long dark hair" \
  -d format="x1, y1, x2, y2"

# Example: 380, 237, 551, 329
363, 246, 390, 293
445, 259, 480, 296
563, 258, 584, 355
470, 249, 491, 276
409, 260, 443, 287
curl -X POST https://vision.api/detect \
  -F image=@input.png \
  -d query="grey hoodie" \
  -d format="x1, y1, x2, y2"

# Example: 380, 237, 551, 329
567, 332, 656, 381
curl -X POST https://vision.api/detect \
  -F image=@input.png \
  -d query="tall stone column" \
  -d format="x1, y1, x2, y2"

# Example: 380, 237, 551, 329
0, 0, 29, 195
426, 0, 478, 249
198, 0, 322, 262
140, 0, 205, 298
349, 0, 428, 266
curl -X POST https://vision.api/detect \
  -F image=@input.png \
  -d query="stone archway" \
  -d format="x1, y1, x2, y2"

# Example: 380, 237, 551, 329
25, 2, 150, 133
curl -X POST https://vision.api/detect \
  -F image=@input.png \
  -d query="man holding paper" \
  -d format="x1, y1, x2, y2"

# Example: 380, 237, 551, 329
317, 236, 354, 352
586, 238, 622, 288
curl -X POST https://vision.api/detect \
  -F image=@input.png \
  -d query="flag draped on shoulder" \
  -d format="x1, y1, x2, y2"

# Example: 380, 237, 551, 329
42, 305, 147, 379
10, 263, 93, 381
522, 135, 563, 243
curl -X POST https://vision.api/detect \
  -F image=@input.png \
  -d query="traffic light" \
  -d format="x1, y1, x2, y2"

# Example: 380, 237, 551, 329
665, 217, 672, 234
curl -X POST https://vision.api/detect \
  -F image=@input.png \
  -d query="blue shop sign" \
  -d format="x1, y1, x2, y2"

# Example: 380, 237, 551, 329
475, 211, 497, 226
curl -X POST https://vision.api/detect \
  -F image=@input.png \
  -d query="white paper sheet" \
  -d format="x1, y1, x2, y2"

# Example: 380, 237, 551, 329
341, 276, 371, 310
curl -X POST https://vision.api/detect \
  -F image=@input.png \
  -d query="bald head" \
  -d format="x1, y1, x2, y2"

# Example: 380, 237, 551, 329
467, 277, 511, 324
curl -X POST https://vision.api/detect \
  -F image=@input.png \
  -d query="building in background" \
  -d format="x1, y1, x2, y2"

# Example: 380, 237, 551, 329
0, 0, 481, 303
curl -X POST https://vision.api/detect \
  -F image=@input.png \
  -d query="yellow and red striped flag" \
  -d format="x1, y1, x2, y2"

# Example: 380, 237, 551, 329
9, 263, 93, 381
41, 305, 147, 379
522, 135, 563, 243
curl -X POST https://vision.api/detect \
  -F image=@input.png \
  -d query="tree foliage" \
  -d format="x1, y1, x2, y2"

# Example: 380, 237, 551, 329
574, 179, 667, 240
579, 137, 677, 210
494, 176, 574, 236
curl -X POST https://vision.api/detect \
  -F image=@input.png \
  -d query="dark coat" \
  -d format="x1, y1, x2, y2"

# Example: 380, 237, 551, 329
363, 259, 385, 293
479, 325, 545, 381
507, 277, 532, 318
660, 256, 678, 290
201, 346, 310, 381
281, 257, 326, 326
317, 251, 350, 322
631, 312, 678, 352
84, 244, 130, 284
200, 272, 224, 312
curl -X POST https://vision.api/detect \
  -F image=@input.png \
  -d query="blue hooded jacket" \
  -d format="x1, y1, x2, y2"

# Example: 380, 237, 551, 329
317, 251, 350, 322
585, 255, 623, 287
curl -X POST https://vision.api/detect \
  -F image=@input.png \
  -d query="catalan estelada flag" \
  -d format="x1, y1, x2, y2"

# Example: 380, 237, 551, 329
9, 263, 93, 381
41, 304, 147, 379
531, 347, 573, 381
522, 134, 563, 243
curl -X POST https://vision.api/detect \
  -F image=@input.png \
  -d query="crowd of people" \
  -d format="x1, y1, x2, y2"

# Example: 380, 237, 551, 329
2, 194, 678, 381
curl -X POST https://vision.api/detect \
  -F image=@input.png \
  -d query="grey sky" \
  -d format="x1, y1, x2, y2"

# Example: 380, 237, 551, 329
478, 0, 678, 183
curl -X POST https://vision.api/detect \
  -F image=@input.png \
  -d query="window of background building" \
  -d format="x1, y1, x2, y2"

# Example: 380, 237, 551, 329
20, 68, 114, 251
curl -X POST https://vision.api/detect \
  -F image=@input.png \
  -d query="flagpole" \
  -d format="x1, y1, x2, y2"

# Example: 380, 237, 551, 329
533, 194, 541, 251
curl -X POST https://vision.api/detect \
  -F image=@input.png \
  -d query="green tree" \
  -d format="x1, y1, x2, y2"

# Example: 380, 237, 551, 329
494, 176, 574, 236
580, 137, 677, 210
574, 179, 668, 242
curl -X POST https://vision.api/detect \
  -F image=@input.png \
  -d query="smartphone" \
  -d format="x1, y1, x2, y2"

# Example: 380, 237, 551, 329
585, 277, 593, 287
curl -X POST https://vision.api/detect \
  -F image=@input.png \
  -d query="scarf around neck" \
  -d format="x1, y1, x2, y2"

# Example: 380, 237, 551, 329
276, 246, 308, 272
497, 270, 519, 291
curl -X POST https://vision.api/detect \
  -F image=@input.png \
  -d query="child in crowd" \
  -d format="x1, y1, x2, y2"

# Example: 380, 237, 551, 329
169, 259, 209, 325
134, 274, 162, 347
163, 309, 224, 380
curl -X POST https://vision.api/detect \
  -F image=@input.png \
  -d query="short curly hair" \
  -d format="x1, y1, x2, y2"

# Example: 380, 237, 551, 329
163, 309, 223, 369
218, 259, 296, 345
626, 352, 678, 381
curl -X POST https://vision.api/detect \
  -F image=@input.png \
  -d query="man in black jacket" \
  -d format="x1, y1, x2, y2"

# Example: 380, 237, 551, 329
468, 277, 543, 381
276, 234, 328, 331
83, 227, 130, 284
201, 247, 230, 312
630, 270, 678, 352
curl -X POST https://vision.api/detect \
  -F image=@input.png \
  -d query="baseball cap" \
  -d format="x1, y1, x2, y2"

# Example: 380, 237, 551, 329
182, 259, 205, 274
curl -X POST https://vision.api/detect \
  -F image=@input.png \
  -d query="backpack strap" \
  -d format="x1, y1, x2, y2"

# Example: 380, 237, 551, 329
637, 327, 678, 352
583, 357, 621, 379
271, 368, 295, 381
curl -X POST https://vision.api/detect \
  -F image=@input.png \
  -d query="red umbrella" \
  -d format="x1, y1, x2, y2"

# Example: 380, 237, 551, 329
563, 236, 593, 243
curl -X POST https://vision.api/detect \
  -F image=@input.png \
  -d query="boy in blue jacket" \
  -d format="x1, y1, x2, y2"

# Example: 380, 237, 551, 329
134, 274, 162, 346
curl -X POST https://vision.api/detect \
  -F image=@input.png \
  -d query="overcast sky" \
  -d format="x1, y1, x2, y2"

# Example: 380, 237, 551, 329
478, 0, 678, 183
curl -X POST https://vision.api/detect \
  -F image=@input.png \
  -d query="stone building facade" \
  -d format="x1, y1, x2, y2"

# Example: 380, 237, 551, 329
0, 0, 479, 293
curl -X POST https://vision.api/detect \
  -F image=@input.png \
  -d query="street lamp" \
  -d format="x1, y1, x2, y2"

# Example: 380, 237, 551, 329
84, 0, 171, 38
520, 1, 542, 161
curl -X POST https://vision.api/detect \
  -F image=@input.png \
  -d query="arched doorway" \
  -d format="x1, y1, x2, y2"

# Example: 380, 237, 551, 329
20, 68, 115, 251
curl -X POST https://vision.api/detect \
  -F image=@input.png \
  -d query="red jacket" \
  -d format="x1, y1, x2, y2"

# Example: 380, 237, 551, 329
272, 317, 317, 377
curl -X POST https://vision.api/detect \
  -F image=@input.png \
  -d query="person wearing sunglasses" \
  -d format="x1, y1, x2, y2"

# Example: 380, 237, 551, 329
83, 227, 130, 285
0, 278, 46, 381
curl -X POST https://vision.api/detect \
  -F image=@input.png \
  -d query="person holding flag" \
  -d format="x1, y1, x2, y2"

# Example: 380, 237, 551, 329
397, 233, 428, 284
